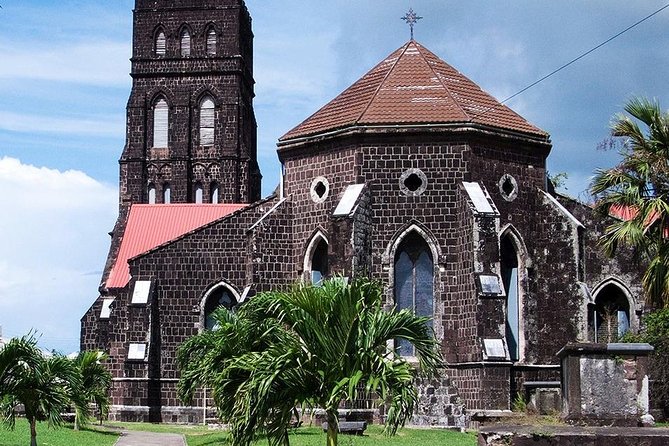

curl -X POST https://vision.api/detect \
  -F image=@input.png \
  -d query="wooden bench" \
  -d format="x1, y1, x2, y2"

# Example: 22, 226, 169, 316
322, 421, 367, 435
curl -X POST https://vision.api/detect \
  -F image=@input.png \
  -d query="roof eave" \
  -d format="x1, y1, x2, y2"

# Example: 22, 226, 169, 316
277, 122, 550, 158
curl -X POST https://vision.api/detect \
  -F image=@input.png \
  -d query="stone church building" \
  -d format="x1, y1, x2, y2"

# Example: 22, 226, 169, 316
81, 0, 644, 425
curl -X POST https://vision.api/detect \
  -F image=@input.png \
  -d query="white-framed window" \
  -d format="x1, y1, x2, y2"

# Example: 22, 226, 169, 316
148, 183, 156, 204
200, 96, 215, 146
194, 182, 204, 204
210, 182, 219, 203
128, 343, 147, 361
163, 183, 171, 204
153, 98, 168, 148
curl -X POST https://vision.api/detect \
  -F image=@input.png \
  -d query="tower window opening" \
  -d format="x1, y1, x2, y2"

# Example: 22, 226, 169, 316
153, 98, 169, 148
148, 183, 156, 204
155, 30, 166, 56
163, 183, 171, 204
195, 183, 204, 204
200, 97, 215, 146
206, 28, 217, 56
210, 182, 219, 203
180, 29, 191, 57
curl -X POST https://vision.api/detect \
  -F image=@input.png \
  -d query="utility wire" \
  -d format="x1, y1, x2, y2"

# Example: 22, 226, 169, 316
474, 2, 669, 117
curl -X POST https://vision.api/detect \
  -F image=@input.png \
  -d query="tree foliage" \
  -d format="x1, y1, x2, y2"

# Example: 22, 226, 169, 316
0, 335, 112, 445
177, 278, 441, 446
590, 97, 669, 308
72, 351, 112, 429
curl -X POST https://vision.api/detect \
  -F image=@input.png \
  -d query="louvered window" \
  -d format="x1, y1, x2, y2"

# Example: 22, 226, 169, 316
155, 30, 166, 56
180, 29, 191, 57
206, 29, 217, 56
153, 99, 168, 148
200, 97, 215, 146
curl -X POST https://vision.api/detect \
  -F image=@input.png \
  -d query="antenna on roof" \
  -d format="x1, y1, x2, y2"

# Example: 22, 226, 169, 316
401, 8, 422, 40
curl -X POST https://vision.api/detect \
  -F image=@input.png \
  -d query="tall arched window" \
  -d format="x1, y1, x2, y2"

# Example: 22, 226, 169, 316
163, 183, 171, 204
194, 182, 204, 204
180, 29, 191, 57
210, 182, 219, 203
153, 98, 168, 148
203, 285, 238, 330
501, 235, 520, 361
200, 96, 215, 146
206, 28, 217, 56
310, 239, 328, 285
590, 283, 630, 343
148, 183, 156, 204
394, 231, 433, 356
155, 30, 166, 56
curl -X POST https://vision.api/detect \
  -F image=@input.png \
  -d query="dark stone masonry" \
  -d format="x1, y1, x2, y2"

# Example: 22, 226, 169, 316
81, 0, 646, 426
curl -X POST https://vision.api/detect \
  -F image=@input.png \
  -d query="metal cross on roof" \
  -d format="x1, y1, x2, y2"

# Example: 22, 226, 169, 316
401, 8, 422, 40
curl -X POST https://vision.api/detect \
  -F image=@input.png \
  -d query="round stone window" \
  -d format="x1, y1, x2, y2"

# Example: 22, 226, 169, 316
310, 176, 330, 203
498, 174, 518, 202
400, 168, 428, 196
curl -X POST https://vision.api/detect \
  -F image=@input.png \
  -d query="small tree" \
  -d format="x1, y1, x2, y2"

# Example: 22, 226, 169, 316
178, 278, 442, 446
0, 335, 83, 446
72, 351, 112, 430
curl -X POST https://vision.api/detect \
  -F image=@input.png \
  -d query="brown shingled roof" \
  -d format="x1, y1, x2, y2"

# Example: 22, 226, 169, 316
280, 40, 547, 142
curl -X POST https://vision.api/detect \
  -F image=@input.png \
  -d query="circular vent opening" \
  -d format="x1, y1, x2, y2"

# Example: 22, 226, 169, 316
404, 173, 423, 192
310, 176, 330, 203
314, 181, 327, 198
498, 174, 518, 201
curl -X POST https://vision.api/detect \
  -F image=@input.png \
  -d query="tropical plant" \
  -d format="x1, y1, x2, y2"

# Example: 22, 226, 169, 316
590, 97, 669, 308
177, 278, 442, 446
0, 335, 84, 446
72, 351, 112, 430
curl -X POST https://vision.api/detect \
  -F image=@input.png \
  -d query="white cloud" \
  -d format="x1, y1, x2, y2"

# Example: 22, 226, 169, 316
0, 110, 124, 138
0, 41, 130, 87
0, 158, 117, 352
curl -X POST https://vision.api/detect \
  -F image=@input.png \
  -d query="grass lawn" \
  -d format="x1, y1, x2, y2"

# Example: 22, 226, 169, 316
183, 424, 477, 446
0, 420, 476, 446
0, 419, 119, 446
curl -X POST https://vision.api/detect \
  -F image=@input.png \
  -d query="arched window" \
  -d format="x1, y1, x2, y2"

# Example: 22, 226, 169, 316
199, 96, 215, 146
304, 232, 328, 285
155, 30, 166, 56
590, 283, 630, 343
180, 29, 191, 57
206, 28, 217, 56
394, 231, 433, 356
210, 182, 219, 203
194, 182, 204, 204
163, 183, 171, 204
203, 285, 238, 330
501, 235, 520, 361
148, 183, 156, 204
153, 98, 168, 148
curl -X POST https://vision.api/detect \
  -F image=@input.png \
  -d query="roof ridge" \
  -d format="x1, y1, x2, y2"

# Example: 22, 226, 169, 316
355, 41, 412, 124
413, 41, 470, 121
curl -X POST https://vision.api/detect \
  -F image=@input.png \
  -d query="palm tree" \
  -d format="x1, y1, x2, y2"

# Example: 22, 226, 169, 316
591, 97, 669, 308
72, 351, 112, 430
178, 278, 441, 446
0, 335, 83, 446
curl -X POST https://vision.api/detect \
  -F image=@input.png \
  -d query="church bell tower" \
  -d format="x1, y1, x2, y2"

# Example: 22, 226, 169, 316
119, 0, 260, 209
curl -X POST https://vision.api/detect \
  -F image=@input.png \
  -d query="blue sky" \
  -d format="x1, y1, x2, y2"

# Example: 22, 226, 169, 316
1, 1, 668, 352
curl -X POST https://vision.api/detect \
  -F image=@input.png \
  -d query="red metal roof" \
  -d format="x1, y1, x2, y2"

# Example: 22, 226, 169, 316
106, 204, 246, 288
281, 40, 547, 142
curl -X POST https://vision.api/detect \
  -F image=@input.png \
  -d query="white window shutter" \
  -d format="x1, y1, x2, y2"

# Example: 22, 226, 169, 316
195, 184, 203, 204
200, 97, 215, 146
148, 184, 156, 204
153, 99, 168, 148
156, 31, 166, 56
207, 29, 217, 55
180, 30, 191, 57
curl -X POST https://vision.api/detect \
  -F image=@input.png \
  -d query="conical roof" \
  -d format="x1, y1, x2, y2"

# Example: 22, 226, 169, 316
280, 40, 547, 142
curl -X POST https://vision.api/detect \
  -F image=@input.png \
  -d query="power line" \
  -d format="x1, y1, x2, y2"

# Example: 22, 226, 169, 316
474, 2, 669, 117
